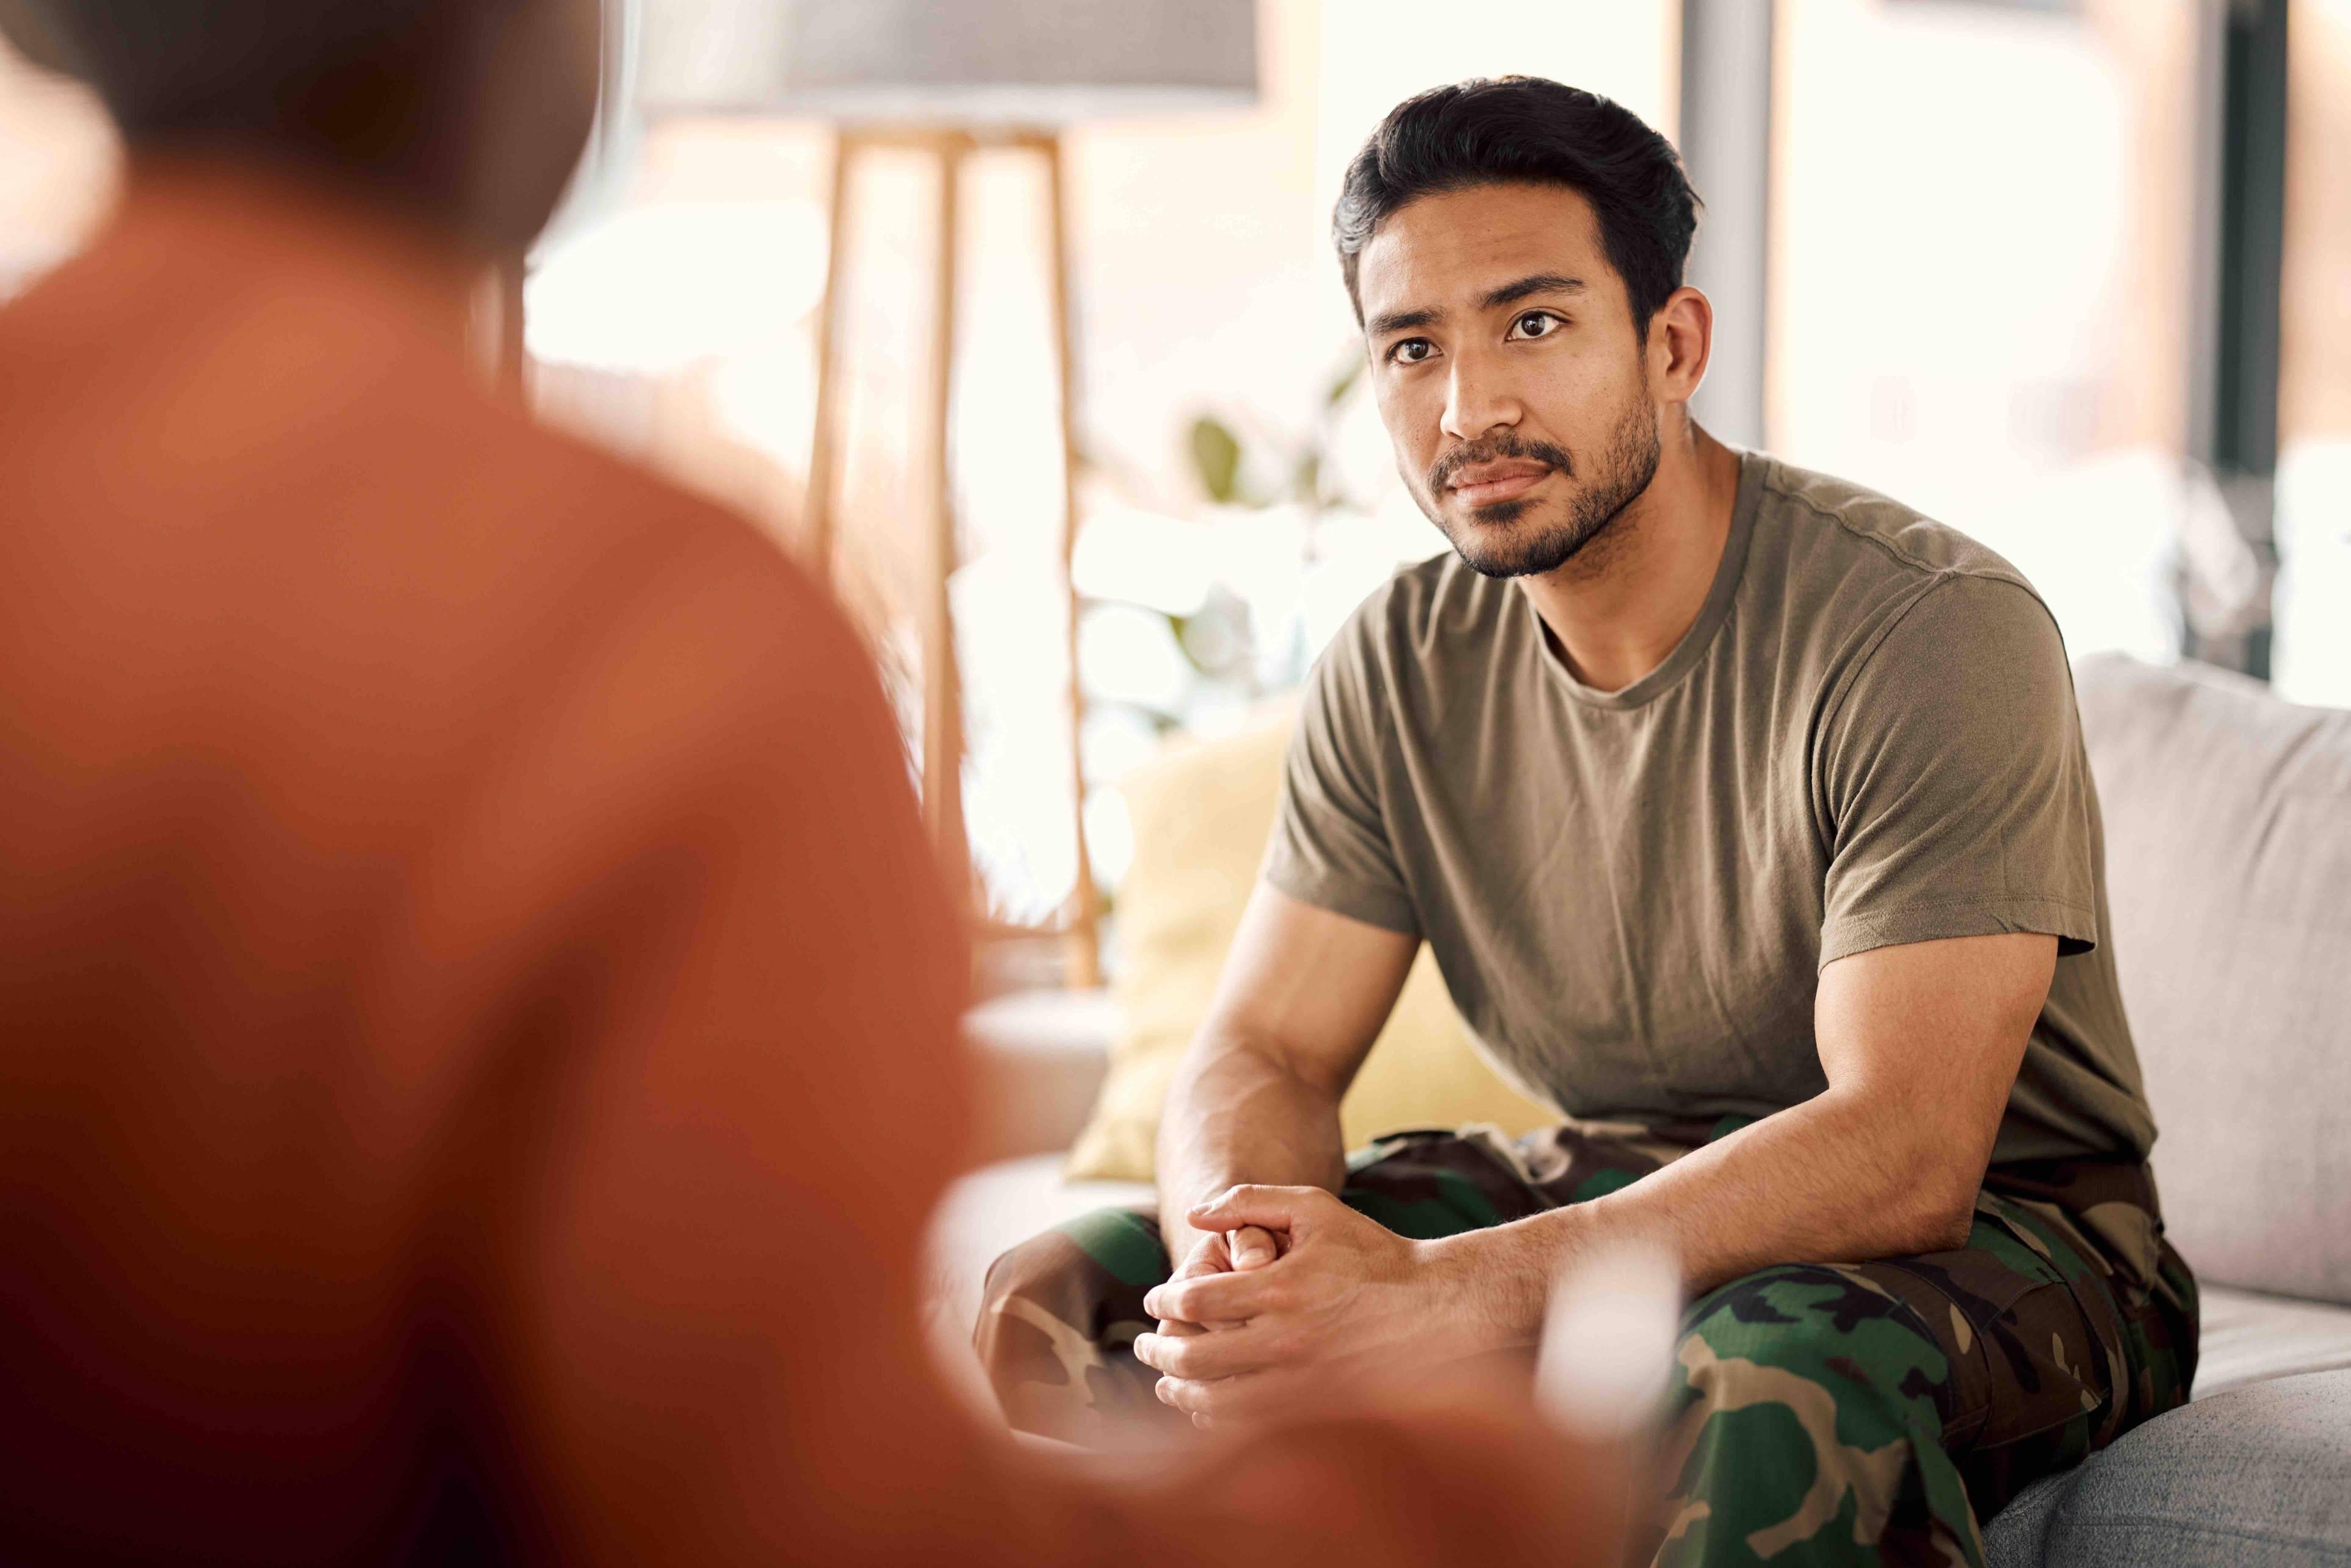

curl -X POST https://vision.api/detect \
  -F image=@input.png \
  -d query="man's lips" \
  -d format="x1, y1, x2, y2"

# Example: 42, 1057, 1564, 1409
1446, 462, 1553, 507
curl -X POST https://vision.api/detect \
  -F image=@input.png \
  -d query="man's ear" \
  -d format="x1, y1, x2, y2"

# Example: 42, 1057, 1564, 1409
1648, 284, 1715, 406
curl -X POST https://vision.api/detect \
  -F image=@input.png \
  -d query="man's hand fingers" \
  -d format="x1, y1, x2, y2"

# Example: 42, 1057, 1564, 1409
1144, 1266, 1281, 1326
1153, 1368, 1306, 1423
1133, 1324, 1286, 1382
1167, 1255, 1221, 1284
1156, 1312, 1254, 1337
1186, 1183, 1328, 1238
1229, 1224, 1279, 1269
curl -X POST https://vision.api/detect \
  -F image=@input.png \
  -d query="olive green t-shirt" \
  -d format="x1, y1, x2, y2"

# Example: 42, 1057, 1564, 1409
1263, 449, 2153, 1164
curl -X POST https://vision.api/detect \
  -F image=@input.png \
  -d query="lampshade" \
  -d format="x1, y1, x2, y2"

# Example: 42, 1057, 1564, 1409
637, 0, 1259, 125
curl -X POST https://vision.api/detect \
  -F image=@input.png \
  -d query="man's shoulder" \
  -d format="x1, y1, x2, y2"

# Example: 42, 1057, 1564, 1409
1758, 453, 2049, 606
1743, 457, 2076, 737
1745, 452, 2064, 663
310, 389, 851, 723
1751, 453, 2035, 594
430, 390, 801, 597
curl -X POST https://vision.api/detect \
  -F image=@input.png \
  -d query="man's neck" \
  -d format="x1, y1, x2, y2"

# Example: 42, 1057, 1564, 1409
1515, 419, 1744, 693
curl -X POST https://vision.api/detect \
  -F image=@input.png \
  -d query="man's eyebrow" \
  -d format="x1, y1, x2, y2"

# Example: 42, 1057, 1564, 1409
1365, 305, 1442, 338
1481, 273, 1588, 309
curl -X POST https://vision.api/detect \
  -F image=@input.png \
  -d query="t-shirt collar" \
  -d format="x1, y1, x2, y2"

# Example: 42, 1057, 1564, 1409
1526, 447, 1767, 710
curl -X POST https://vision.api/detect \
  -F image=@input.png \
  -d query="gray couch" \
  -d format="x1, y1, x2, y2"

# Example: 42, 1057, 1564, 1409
1981, 655, 2351, 1566
934, 654, 2351, 1563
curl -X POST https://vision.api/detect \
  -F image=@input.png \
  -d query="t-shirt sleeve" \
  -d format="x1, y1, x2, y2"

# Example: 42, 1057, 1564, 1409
1814, 573, 2101, 969
1259, 601, 1421, 936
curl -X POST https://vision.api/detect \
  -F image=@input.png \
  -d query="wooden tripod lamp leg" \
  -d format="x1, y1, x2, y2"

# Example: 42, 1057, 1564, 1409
804, 132, 856, 586
481, 250, 529, 402
1042, 133, 1103, 990
920, 134, 972, 909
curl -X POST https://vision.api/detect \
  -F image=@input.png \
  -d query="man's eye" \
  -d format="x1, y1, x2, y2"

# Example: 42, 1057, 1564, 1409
1509, 311, 1561, 339
1389, 338, 1436, 364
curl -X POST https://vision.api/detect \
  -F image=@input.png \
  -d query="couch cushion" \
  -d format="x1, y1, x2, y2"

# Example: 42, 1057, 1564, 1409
963, 988, 1119, 1160
2076, 655, 2351, 1304
1984, 1370, 2351, 1567
2191, 1284, 2351, 1399
1065, 703, 1556, 1182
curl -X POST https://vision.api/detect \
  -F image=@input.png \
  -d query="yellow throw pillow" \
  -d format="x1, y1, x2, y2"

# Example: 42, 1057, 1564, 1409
1065, 702, 1556, 1183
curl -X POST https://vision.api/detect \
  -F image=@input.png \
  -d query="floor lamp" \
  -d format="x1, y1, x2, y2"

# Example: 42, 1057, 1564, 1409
485, 255, 529, 402
639, 0, 1259, 988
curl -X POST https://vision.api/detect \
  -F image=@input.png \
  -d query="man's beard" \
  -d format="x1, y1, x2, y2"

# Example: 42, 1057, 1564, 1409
1415, 393, 1664, 580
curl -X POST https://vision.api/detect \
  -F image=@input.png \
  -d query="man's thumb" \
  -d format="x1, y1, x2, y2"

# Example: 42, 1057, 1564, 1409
1230, 1224, 1279, 1268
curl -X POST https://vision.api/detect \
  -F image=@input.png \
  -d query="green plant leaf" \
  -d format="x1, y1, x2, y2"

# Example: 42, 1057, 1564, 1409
1292, 450, 1321, 505
1189, 416, 1242, 504
1325, 356, 1364, 408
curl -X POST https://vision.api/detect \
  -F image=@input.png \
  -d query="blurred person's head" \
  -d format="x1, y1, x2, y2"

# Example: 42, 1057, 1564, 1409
1334, 76, 1709, 580
0, 0, 601, 251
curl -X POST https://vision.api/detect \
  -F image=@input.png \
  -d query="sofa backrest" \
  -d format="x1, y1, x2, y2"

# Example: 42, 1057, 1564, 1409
2076, 654, 2351, 1305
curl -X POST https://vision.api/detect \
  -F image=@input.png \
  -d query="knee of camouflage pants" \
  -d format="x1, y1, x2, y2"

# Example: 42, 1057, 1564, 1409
973, 1207, 1186, 1445
1652, 1263, 1982, 1568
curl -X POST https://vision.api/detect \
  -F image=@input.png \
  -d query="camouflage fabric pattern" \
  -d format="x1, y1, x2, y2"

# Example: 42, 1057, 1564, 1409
974, 1119, 1702, 1442
976, 1122, 2197, 1564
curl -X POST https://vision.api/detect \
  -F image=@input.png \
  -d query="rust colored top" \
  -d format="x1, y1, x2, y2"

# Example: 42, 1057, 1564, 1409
0, 162, 1611, 1564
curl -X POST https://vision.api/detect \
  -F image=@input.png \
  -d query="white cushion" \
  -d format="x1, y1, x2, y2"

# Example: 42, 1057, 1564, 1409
962, 988, 1119, 1160
2076, 656, 2351, 1304
2192, 1285, 2351, 1399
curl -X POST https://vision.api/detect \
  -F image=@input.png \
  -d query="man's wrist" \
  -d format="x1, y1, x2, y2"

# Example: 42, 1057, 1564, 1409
1160, 1174, 1241, 1248
1420, 1205, 1591, 1356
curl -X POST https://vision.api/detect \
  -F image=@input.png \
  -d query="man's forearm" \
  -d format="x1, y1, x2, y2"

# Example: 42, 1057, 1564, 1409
1157, 1031, 1348, 1263
1434, 1087, 1985, 1352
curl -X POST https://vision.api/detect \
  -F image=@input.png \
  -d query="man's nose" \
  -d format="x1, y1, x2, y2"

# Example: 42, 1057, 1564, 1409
1440, 355, 1522, 443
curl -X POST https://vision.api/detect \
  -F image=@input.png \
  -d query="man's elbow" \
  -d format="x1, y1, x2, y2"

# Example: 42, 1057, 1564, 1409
1916, 1190, 1980, 1254
1894, 1158, 1984, 1254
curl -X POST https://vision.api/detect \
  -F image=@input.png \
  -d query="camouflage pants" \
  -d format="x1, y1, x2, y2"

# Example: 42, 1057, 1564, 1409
976, 1121, 2198, 1567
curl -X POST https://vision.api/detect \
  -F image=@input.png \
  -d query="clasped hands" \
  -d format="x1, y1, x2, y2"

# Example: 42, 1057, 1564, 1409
1132, 1184, 1477, 1428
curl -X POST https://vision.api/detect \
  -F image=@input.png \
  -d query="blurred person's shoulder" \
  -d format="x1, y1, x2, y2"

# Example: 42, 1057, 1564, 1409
0, 180, 850, 681
0, 182, 879, 833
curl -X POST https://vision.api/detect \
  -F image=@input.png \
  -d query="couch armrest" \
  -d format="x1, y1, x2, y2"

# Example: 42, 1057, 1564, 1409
961, 988, 1118, 1162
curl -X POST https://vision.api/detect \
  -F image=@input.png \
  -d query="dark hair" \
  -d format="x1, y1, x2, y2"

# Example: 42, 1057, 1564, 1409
1333, 75, 1700, 333
0, 0, 493, 162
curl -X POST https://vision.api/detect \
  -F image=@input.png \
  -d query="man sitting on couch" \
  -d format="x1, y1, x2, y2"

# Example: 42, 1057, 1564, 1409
980, 75, 2199, 1567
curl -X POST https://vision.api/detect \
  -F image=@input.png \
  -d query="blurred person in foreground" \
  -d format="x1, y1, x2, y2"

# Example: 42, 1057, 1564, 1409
0, 7, 1622, 1561
981, 76, 2200, 1567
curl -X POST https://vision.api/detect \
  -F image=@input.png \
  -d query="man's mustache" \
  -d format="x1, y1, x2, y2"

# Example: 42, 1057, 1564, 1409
1428, 435, 1575, 495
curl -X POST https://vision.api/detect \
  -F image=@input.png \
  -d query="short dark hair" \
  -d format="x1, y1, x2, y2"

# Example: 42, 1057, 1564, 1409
1333, 75, 1700, 334
0, 0, 491, 162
